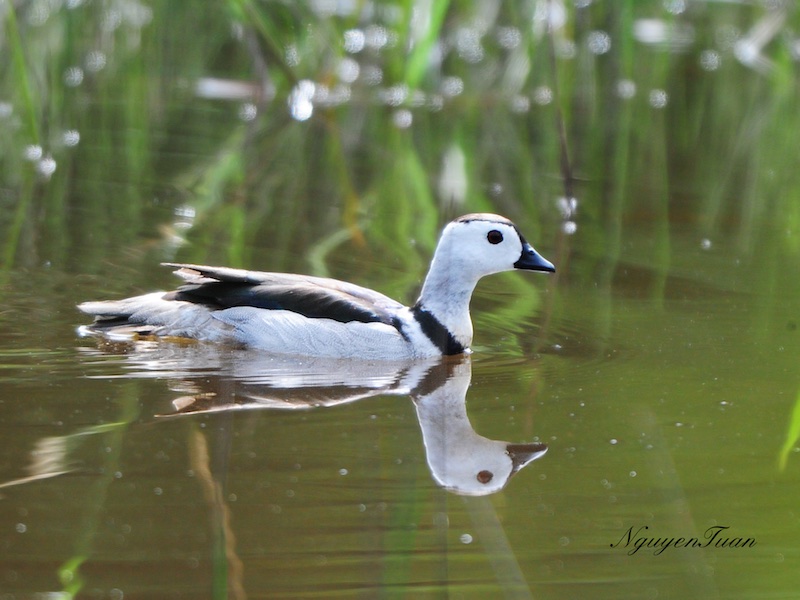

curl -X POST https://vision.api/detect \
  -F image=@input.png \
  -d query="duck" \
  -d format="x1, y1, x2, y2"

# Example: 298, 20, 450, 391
78, 213, 555, 360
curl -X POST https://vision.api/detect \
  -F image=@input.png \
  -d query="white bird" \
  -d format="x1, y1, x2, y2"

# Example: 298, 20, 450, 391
78, 213, 555, 359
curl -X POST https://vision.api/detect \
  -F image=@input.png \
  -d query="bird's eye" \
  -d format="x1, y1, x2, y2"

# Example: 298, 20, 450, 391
487, 230, 503, 245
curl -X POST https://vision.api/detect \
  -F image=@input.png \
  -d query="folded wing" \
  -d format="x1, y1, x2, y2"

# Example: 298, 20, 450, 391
162, 263, 405, 326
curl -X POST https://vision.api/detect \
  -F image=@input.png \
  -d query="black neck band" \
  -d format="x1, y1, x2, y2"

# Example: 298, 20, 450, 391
412, 305, 466, 356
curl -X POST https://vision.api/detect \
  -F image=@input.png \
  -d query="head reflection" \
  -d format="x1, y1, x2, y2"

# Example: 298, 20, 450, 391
410, 357, 547, 496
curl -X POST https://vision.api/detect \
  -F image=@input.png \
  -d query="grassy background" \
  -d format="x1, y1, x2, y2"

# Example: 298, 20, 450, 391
2, 1, 798, 277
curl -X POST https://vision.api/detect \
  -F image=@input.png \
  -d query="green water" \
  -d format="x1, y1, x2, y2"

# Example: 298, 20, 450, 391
2, 1, 800, 598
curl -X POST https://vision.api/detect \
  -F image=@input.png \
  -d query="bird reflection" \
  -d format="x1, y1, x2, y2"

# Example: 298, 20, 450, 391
127, 344, 549, 496
6, 343, 548, 497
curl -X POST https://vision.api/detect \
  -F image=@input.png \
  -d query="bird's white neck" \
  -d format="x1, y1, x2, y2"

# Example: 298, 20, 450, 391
416, 252, 479, 349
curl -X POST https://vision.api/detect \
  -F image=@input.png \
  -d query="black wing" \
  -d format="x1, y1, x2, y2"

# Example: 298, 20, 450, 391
162, 263, 404, 326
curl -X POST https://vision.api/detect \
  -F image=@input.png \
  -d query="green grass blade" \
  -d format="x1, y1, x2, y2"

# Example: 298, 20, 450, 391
778, 386, 800, 471
403, 0, 451, 89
